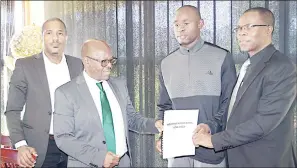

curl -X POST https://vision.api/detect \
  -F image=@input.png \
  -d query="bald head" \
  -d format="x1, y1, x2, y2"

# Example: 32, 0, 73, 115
81, 39, 111, 59
176, 5, 201, 21
82, 39, 114, 81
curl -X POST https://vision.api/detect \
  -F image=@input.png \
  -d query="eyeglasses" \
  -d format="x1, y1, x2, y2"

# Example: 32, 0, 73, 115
86, 56, 117, 67
233, 24, 270, 33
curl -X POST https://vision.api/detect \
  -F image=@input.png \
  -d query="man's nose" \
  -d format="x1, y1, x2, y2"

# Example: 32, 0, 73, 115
237, 29, 247, 36
52, 34, 58, 42
106, 61, 113, 69
178, 26, 185, 32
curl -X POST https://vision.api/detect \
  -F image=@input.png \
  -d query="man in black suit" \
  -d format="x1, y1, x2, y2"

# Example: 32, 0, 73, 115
193, 7, 296, 167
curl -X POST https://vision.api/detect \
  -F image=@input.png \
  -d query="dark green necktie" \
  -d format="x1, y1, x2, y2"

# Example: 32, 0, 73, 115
96, 82, 116, 154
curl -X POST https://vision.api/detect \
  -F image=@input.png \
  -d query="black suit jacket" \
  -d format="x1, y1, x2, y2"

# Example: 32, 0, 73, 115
211, 45, 297, 167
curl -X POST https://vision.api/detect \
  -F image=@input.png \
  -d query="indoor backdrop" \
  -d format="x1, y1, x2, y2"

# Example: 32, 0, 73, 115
1, 1, 296, 167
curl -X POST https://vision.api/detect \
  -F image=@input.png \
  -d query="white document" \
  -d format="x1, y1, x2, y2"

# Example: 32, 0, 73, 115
162, 109, 199, 159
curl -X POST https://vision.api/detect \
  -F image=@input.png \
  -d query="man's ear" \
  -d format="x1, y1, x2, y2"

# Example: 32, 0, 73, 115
65, 35, 68, 44
83, 57, 88, 64
267, 26, 273, 35
198, 19, 204, 29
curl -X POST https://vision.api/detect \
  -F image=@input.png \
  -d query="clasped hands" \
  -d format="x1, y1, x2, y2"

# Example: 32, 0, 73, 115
154, 121, 214, 154
102, 120, 164, 168
17, 145, 38, 167
192, 123, 214, 148
103, 151, 120, 168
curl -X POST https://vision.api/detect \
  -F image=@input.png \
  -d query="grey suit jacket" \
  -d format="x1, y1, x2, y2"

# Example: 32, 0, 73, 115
53, 74, 159, 167
4, 53, 83, 167
211, 45, 297, 167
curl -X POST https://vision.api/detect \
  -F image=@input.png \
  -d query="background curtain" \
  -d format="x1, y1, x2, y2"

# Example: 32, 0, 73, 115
1, 0, 15, 135
43, 1, 296, 167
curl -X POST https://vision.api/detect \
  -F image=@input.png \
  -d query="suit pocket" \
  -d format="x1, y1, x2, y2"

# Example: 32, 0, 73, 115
21, 121, 34, 129
68, 156, 89, 167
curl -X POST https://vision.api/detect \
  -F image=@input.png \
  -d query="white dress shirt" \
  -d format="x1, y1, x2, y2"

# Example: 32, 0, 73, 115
84, 71, 127, 157
15, 53, 71, 149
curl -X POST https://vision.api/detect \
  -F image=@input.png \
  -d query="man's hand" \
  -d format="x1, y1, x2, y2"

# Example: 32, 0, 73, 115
103, 152, 120, 168
192, 129, 214, 148
155, 120, 163, 132
17, 145, 37, 167
155, 139, 162, 154
193, 123, 211, 135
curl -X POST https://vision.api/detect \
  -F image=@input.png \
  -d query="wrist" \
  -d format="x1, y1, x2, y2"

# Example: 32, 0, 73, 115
17, 145, 28, 150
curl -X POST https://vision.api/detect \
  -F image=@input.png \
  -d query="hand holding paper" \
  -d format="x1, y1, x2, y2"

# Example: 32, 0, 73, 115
193, 123, 211, 134
155, 120, 164, 132
155, 120, 163, 154
192, 124, 214, 148
155, 138, 162, 154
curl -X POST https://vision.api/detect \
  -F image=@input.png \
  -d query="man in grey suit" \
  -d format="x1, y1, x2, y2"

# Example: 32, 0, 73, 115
53, 39, 160, 167
5, 18, 83, 167
192, 7, 297, 167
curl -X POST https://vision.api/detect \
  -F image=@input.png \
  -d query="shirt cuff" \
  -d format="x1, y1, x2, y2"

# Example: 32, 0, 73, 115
15, 140, 28, 149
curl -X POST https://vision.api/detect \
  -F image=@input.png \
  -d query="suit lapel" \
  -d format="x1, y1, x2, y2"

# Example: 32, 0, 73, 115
231, 48, 277, 114
76, 74, 104, 133
65, 55, 77, 79
33, 53, 51, 110
107, 78, 128, 133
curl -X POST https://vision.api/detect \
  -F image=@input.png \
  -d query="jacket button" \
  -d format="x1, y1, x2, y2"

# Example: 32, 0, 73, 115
102, 141, 106, 144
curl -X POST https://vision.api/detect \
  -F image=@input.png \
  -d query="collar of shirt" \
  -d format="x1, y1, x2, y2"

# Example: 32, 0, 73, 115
179, 38, 205, 55
248, 43, 275, 66
83, 71, 106, 89
43, 51, 67, 67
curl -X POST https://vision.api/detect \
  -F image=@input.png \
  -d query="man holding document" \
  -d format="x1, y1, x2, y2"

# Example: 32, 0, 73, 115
155, 5, 236, 167
192, 7, 297, 167
53, 39, 160, 167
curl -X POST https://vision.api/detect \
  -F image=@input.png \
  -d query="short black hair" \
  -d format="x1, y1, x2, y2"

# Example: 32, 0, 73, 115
42, 17, 67, 34
244, 7, 275, 29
